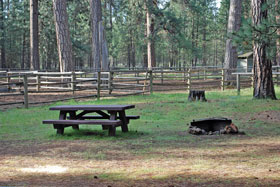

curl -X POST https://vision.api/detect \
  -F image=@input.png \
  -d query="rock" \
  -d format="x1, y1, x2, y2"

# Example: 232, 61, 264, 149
224, 123, 238, 134
189, 126, 203, 135
238, 131, 246, 135
220, 129, 226, 134
213, 131, 220, 135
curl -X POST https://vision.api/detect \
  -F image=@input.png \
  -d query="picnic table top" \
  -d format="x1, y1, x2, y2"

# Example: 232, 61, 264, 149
49, 105, 135, 111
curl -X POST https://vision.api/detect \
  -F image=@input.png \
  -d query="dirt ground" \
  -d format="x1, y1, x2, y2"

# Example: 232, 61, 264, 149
0, 110, 280, 186
0, 133, 280, 186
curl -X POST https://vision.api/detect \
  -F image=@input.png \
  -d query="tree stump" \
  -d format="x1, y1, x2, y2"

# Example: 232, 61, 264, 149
188, 90, 207, 101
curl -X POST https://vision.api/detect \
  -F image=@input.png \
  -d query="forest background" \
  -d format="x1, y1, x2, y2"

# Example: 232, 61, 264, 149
0, 0, 277, 71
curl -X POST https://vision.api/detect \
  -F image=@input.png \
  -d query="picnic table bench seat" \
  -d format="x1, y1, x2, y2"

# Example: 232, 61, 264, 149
43, 119, 122, 136
76, 115, 140, 121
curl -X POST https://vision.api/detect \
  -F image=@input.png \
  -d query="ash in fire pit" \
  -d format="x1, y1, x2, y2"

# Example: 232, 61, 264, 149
189, 117, 239, 135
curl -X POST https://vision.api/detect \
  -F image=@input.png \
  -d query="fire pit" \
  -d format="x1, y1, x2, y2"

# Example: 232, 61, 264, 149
189, 117, 239, 135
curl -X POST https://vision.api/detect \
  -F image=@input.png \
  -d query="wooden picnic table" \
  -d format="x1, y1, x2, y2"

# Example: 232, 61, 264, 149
43, 105, 139, 136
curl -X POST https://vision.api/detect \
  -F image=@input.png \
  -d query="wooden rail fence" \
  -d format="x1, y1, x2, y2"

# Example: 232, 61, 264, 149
1, 67, 280, 108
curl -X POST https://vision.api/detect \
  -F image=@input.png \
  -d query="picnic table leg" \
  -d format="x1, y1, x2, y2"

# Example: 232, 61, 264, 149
96, 111, 110, 130
55, 111, 67, 135
119, 111, 129, 132
108, 125, 116, 136
108, 111, 117, 136
69, 111, 79, 130
102, 125, 109, 130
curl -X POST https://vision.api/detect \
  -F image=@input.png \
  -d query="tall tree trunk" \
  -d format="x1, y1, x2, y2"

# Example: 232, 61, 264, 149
53, 0, 74, 72
146, 0, 156, 69
191, 16, 195, 67
30, 0, 40, 70
100, 22, 109, 70
131, 38, 136, 68
110, 0, 113, 32
202, 1, 207, 66
127, 43, 131, 69
21, 31, 26, 69
224, 0, 242, 81
275, 0, 280, 65
90, 0, 109, 71
0, 0, 5, 69
195, 15, 199, 67
91, 0, 100, 71
202, 25, 207, 66
251, 0, 276, 99
143, 8, 148, 69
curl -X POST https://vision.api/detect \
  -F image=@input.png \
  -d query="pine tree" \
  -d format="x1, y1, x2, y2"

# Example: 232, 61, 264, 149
53, 0, 74, 72
251, 0, 276, 99
224, 0, 242, 81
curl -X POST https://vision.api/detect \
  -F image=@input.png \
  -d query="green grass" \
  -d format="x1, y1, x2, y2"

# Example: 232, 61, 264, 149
1, 88, 280, 186
1, 88, 280, 141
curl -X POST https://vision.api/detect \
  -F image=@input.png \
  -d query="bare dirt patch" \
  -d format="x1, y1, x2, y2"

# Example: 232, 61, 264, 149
251, 110, 280, 123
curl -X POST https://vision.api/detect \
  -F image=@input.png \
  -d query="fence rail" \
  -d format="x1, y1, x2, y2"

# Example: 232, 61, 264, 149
1, 68, 280, 109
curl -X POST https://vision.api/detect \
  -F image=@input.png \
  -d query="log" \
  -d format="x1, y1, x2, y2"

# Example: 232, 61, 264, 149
188, 90, 207, 101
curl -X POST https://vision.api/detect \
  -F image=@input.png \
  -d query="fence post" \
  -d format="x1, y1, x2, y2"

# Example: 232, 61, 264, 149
183, 67, 186, 82
277, 67, 279, 86
7, 74, 11, 91
97, 71, 101, 100
251, 74, 254, 88
203, 68, 206, 80
221, 69, 225, 91
149, 70, 153, 94
109, 71, 113, 95
187, 69, 192, 91
236, 74, 240, 95
71, 71, 76, 94
136, 72, 139, 84
161, 69, 163, 84
23, 74, 29, 109
36, 74, 41, 92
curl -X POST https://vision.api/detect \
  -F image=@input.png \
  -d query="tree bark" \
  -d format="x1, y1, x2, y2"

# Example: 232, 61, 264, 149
53, 0, 74, 72
191, 16, 195, 67
90, 0, 109, 71
195, 14, 199, 67
224, 0, 242, 81
110, 0, 113, 32
146, 0, 156, 69
131, 37, 136, 68
30, 0, 40, 70
21, 31, 26, 69
202, 1, 207, 66
275, 0, 280, 65
0, 0, 5, 69
251, 0, 276, 99
90, 0, 101, 71
202, 23, 207, 66
100, 22, 109, 70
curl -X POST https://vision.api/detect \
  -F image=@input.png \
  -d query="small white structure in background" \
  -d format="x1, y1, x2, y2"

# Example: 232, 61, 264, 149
237, 52, 253, 72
